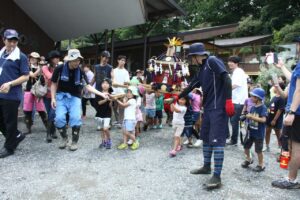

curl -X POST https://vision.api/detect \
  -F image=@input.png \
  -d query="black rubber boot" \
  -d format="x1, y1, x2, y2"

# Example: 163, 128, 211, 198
46, 122, 52, 143
39, 111, 48, 130
24, 111, 33, 134
204, 175, 222, 190
50, 121, 58, 139
70, 126, 80, 151
190, 166, 212, 175
58, 127, 68, 149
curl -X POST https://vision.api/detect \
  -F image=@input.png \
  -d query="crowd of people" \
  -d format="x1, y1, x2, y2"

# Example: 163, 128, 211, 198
0, 29, 299, 190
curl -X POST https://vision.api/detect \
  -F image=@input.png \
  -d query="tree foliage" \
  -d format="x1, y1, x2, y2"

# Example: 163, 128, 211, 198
64, 0, 300, 49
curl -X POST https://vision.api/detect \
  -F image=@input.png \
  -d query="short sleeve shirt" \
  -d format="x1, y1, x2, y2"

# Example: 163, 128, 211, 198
95, 96, 111, 118
155, 95, 164, 111
286, 62, 300, 115
0, 51, 29, 101
51, 64, 88, 98
112, 67, 130, 94
267, 96, 285, 120
124, 98, 137, 120
145, 93, 156, 109
248, 104, 267, 139
172, 104, 187, 125
231, 67, 248, 104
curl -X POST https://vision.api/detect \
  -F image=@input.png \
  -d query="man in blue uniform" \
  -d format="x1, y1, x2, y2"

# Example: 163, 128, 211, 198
179, 43, 234, 189
0, 29, 30, 158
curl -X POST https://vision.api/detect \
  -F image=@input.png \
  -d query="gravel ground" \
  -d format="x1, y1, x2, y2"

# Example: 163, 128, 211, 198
0, 106, 299, 200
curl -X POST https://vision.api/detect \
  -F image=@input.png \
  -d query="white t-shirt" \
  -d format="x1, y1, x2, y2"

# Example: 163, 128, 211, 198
172, 104, 187, 125
112, 67, 130, 94
124, 99, 137, 120
232, 67, 248, 104
145, 93, 156, 109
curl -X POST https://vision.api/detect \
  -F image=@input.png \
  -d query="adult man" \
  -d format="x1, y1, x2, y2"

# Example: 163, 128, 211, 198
178, 43, 234, 189
90, 51, 113, 91
227, 56, 248, 146
0, 29, 29, 158
272, 37, 300, 189
90, 51, 113, 130
51, 49, 108, 151
112, 55, 130, 126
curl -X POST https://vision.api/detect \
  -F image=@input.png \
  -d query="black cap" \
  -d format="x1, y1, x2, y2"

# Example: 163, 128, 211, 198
46, 50, 61, 61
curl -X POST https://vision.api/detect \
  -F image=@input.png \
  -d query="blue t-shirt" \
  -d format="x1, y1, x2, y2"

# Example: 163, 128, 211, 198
248, 104, 267, 139
0, 51, 29, 101
188, 56, 227, 110
286, 62, 300, 115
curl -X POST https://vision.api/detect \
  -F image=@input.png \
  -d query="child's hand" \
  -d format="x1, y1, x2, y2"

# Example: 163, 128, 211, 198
271, 120, 276, 126
246, 113, 253, 119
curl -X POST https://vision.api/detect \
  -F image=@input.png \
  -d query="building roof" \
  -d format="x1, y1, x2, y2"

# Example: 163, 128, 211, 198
210, 35, 272, 47
14, 0, 184, 41
181, 24, 238, 42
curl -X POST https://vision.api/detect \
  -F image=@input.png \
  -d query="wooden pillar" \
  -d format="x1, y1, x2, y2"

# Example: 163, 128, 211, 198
143, 35, 148, 70
104, 29, 109, 51
110, 30, 115, 65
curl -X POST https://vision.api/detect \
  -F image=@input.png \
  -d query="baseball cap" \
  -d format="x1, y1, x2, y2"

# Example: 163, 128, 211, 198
3, 29, 19, 40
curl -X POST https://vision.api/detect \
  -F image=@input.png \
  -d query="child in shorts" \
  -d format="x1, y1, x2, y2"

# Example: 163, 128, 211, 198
154, 89, 164, 129
116, 86, 139, 150
169, 96, 189, 157
144, 90, 156, 131
181, 104, 194, 147
241, 88, 267, 172
264, 84, 285, 152
95, 78, 113, 149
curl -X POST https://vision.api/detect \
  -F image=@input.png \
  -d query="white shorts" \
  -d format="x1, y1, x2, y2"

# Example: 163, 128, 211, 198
95, 117, 111, 129
173, 124, 184, 137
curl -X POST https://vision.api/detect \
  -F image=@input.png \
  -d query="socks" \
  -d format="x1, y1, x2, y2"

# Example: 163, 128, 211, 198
213, 146, 224, 177
203, 144, 225, 177
203, 143, 213, 167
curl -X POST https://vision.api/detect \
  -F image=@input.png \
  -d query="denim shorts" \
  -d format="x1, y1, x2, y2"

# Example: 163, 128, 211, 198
123, 119, 136, 133
181, 127, 193, 138
146, 109, 156, 118
192, 111, 200, 123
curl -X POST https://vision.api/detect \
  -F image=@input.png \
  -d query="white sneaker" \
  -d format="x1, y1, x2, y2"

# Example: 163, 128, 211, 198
263, 146, 270, 152
183, 140, 189, 145
97, 126, 101, 131
127, 139, 133, 145
193, 140, 202, 148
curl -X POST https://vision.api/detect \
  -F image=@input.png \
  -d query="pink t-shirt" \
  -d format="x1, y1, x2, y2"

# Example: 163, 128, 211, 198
189, 93, 201, 112
42, 65, 54, 98
145, 93, 156, 109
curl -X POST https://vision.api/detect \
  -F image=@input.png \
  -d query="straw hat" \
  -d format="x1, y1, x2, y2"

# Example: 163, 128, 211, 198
29, 52, 41, 59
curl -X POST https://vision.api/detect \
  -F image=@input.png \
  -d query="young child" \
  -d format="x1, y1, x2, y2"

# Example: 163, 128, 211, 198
154, 89, 164, 129
265, 84, 285, 152
135, 86, 144, 139
241, 88, 267, 172
144, 90, 156, 131
188, 88, 202, 147
169, 96, 189, 157
116, 86, 139, 150
181, 104, 194, 147
95, 78, 113, 149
